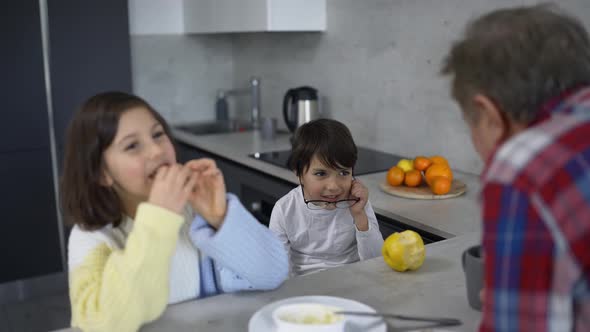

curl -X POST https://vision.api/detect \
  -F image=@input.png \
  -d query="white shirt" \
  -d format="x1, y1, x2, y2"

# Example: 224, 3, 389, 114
269, 186, 384, 276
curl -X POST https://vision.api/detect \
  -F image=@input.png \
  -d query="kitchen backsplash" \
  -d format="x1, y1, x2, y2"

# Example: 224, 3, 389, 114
131, 34, 234, 124
131, 0, 590, 175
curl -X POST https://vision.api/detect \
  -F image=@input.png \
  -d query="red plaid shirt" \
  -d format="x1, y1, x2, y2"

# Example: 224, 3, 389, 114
479, 86, 590, 331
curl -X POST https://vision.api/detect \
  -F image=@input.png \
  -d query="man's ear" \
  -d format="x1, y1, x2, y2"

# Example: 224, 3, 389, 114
472, 94, 509, 142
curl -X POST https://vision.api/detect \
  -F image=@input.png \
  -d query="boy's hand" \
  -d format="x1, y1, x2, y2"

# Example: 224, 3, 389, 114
148, 164, 196, 214
348, 179, 368, 216
185, 159, 227, 229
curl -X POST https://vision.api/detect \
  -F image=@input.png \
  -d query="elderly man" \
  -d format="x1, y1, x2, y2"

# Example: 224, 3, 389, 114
442, 4, 590, 331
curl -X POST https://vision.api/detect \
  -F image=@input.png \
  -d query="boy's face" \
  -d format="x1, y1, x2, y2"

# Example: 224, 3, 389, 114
300, 155, 354, 210
101, 107, 176, 211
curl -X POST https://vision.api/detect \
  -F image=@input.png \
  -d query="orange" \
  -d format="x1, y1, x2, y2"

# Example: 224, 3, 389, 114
429, 155, 449, 166
430, 176, 452, 195
413, 156, 432, 172
386, 166, 405, 186
425, 163, 453, 185
404, 170, 422, 187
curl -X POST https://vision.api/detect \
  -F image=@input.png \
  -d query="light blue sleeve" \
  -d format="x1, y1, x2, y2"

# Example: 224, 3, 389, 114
189, 193, 289, 293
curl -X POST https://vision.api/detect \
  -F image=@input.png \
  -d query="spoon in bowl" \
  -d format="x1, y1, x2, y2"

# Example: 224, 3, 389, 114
335, 311, 461, 326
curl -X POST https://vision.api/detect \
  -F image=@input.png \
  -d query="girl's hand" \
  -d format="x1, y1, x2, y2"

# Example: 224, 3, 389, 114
185, 159, 227, 229
349, 179, 369, 217
148, 164, 196, 214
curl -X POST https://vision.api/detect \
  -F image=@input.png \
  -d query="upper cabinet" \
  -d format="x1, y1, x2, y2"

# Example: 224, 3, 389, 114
129, 0, 326, 35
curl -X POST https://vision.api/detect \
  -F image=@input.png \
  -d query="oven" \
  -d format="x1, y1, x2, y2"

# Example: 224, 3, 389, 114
241, 183, 282, 226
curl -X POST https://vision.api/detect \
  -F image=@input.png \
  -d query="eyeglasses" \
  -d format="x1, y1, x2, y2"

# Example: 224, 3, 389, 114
300, 186, 359, 210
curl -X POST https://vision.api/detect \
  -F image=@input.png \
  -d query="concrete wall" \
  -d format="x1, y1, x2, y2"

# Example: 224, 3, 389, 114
131, 0, 590, 174
130, 34, 234, 123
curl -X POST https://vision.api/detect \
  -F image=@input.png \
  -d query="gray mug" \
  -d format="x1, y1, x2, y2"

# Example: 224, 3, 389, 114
261, 117, 277, 140
461, 245, 483, 311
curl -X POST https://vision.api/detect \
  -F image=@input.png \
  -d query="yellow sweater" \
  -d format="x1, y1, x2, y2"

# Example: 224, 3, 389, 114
68, 203, 184, 332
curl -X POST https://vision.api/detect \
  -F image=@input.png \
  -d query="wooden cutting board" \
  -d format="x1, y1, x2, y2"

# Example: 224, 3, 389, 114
379, 179, 467, 200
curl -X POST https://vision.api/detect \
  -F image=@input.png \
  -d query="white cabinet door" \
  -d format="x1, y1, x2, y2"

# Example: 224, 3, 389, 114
129, 0, 184, 35
129, 0, 326, 35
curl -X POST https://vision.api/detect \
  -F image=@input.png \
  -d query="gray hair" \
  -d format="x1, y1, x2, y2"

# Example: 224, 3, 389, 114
441, 3, 590, 123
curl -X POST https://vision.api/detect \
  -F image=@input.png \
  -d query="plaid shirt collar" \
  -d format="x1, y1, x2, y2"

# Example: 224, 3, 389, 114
479, 84, 590, 182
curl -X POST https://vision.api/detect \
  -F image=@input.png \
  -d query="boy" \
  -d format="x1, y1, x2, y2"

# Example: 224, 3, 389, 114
269, 119, 384, 276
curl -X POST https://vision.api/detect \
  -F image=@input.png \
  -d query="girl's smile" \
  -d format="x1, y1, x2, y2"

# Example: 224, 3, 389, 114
101, 106, 177, 214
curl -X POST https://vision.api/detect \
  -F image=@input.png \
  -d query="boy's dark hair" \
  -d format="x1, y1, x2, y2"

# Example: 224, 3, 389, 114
287, 119, 357, 177
60, 91, 174, 230
441, 3, 590, 124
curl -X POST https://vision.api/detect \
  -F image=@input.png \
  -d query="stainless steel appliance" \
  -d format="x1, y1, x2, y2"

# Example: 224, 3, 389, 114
282, 86, 321, 132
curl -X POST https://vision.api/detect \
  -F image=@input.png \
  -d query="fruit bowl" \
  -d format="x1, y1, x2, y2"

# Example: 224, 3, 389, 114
383, 155, 466, 199
379, 180, 467, 200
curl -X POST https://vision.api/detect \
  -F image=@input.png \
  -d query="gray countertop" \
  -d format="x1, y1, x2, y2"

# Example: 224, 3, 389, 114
173, 129, 482, 238
53, 232, 482, 332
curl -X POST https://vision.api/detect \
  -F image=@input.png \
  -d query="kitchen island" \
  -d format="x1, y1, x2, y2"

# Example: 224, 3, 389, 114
172, 129, 482, 239
53, 232, 482, 332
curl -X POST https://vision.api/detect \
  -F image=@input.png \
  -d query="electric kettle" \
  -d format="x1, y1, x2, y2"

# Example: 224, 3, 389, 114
282, 86, 321, 133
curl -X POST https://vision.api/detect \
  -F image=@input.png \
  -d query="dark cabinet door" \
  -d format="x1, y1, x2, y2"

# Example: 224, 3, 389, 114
0, 1, 132, 286
0, 149, 62, 283
376, 214, 445, 244
48, 0, 133, 158
0, 0, 51, 152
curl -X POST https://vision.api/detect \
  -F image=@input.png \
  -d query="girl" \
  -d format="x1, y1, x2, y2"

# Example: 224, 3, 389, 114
61, 92, 288, 332
269, 119, 384, 276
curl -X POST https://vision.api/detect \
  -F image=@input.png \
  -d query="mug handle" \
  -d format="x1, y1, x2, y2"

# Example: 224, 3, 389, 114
461, 248, 467, 269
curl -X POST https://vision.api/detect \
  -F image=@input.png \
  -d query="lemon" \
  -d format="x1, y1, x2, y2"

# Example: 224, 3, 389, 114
382, 230, 425, 272
397, 159, 414, 172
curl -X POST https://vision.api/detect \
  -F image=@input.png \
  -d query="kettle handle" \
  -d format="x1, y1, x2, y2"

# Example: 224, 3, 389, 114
283, 89, 297, 133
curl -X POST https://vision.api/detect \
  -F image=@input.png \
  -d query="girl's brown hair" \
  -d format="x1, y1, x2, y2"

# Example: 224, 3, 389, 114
287, 118, 357, 177
60, 91, 173, 230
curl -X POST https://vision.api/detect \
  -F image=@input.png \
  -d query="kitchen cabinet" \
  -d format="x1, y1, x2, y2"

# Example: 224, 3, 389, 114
1, 0, 49, 152
48, 0, 133, 152
1, 0, 62, 286
0, 150, 62, 283
129, 0, 326, 35
376, 215, 445, 244
0, 0, 131, 303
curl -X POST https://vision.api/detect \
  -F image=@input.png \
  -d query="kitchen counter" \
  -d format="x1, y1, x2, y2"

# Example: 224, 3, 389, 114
173, 129, 482, 238
53, 232, 482, 332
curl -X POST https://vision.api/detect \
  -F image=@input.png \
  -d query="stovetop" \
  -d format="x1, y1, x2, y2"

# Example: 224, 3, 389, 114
250, 147, 402, 176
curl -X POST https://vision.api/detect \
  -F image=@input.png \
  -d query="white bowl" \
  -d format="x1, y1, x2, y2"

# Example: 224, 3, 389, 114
272, 303, 346, 332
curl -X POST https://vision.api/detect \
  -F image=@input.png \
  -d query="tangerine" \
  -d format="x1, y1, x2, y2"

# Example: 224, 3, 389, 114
425, 163, 453, 185
413, 156, 432, 172
404, 170, 422, 187
430, 176, 452, 195
429, 155, 449, 166
386, 166, 405, 186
